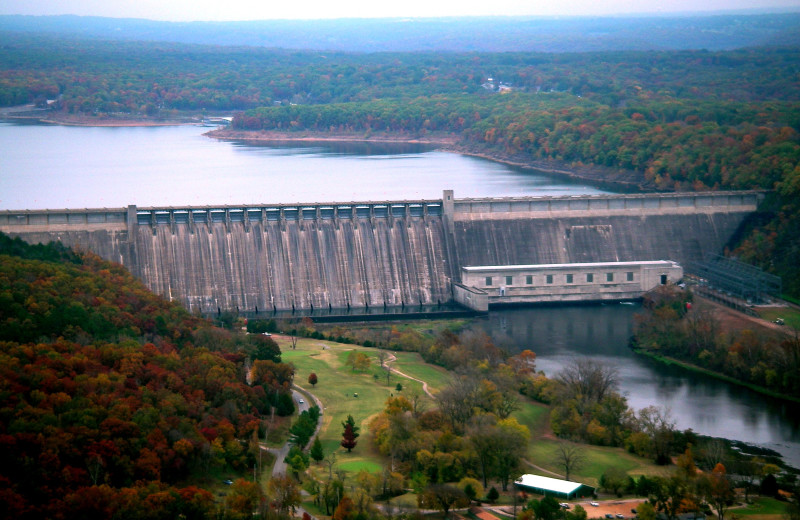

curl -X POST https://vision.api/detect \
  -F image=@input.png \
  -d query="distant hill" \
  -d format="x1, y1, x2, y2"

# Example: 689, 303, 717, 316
2, 12, 800, 52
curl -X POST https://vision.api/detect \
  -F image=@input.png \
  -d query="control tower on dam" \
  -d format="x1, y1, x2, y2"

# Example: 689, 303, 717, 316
0, 190, 763, 313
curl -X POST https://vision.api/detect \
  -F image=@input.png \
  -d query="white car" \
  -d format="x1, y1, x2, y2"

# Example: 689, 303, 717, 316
298, 398, 305, 404
590, 502, 599, 507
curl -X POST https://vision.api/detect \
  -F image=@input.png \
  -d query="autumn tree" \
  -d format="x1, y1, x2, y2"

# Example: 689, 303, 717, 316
308, 372, 318, 387
420, 484, 470, 518
268, 475, 302, 516
705, 463, 734, 520
341, 423, 358, 452
345, 351, 371, 372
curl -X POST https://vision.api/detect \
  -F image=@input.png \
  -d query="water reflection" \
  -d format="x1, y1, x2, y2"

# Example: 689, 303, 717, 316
481, 305, 800, 468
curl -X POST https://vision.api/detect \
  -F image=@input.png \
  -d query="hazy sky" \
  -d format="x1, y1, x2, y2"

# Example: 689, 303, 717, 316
1, 0, 798, 21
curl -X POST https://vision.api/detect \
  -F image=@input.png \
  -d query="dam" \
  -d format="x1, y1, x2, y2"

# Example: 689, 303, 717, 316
0, 190, 763, 313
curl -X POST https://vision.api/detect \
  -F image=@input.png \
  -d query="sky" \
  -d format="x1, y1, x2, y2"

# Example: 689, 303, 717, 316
1, 0, 798, 21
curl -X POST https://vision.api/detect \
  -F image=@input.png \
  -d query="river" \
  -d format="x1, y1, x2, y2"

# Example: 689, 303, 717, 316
482, 305, 800, 469
1, 120, 798, 468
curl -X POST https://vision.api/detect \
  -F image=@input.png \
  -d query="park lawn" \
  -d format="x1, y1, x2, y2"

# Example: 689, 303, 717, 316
526, 438, 663, 486
271, 334, 445, 476
755, 307, 800, 329
515, 401, 551, 436
732, 497, 788, 517
389, 351, 452, 392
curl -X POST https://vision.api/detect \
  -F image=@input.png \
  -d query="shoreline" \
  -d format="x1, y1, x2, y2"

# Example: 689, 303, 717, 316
0, 106, 202, 128
207, 128, 652, 192
1, 111, 652, 191
631, 347, 800, 405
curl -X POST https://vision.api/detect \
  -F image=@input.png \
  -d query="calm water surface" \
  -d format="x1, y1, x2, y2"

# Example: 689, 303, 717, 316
0, 122, 603, 210
2, 121, 798, 468
483, 306, 800, 469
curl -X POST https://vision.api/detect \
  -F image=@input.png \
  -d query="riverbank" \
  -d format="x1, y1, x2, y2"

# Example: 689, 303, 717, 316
632, 347, 800, 405
632, 295, 800, 404
206, 128, 651, 192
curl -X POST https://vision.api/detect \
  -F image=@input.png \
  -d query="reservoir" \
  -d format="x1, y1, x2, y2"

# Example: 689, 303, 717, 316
1, 120, 798, 468
0, 122, 603, 210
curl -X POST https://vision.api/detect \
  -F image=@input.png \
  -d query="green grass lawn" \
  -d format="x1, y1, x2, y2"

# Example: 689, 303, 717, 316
274, 333, 666, 488
272, 335, 441, 478
732, 497, 788, 517
526, 437, 666, 486
755, 306, 800, 330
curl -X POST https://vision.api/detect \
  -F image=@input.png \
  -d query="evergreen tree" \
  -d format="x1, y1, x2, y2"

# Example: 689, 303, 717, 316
341, 415, 360, 440
311, 438, 325, 463
341, 423, 358, 452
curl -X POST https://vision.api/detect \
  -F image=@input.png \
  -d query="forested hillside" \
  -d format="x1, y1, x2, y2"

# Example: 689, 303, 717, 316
0, 234, 292, 518
2, 33, 800, 111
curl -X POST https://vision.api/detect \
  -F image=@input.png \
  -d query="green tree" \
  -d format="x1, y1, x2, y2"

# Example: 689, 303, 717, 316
310, 437, 325, 463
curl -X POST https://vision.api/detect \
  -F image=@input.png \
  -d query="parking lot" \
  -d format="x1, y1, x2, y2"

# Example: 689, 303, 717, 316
577, 499, 645, 519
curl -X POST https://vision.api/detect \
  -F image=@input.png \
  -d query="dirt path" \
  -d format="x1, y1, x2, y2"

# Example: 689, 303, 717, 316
384, 353, 436, 398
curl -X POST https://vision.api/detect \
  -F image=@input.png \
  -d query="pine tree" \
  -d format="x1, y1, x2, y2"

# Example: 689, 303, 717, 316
341, 423, 357, 452
310, 437, 325, 463
341, 415, 360, 440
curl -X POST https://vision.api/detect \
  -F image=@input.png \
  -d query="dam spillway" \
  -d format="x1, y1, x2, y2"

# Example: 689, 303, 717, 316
1, 190, 763, 313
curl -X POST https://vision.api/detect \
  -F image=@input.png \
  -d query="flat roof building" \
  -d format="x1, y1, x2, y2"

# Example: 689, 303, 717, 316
514, 474, 595, 499
454, 260, 683, 311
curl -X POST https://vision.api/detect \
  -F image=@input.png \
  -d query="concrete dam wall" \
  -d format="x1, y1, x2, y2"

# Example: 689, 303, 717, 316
1, 191, 762, 312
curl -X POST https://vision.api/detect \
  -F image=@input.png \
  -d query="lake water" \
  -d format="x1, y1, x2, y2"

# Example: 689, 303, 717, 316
0, 122, 603, 210
2, 120, 798, 468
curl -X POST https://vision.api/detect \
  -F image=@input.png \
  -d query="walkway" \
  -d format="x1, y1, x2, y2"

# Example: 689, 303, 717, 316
384, 353, 436, 399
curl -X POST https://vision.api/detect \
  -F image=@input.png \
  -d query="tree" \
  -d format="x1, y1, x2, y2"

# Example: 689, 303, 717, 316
342, 415, 360, 440
333, 496, 355, 520
486, 487, 500, 504
310, 437, 325, 463
308, 372, 318, 387
341, 423, 358, 452
226, 479, 263, 519
705, 463, 733, 520
458, 477, 484, 504
555, 444, 586, 481
525, 496, 562, 520
637, 502, 657, 520
555, 359, 619, 404
636, 406, 676, 465
268, 475, 302, 516
420, 484, 470, 518
600, 467, 628, 496
346, 351, 371, 372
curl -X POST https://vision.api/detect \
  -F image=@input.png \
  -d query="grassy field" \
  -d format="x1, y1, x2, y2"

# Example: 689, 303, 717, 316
273, 334, 442, 479
732, 497, 788, 519
755, 306, 800, 330
272, 332, 663, 489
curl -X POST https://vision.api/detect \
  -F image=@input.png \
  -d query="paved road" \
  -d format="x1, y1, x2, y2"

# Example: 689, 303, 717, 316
266, 389, 308, 477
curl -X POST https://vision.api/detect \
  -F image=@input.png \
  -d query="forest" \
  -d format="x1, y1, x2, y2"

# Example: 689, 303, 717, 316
0, 234, 295, 518
632, 286, 800, 400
